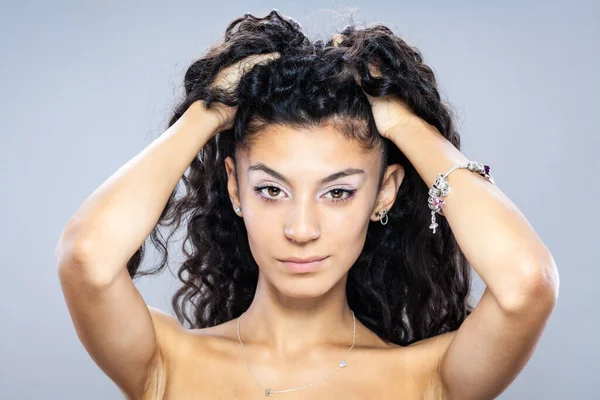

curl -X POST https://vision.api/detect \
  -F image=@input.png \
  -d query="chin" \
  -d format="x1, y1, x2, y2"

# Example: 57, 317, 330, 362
276, 282, 332, 299
272, 267, 346, 299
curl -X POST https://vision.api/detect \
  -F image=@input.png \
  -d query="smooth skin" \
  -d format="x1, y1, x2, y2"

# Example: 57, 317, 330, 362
57, 47, 558, 399
55, 53, 281, 399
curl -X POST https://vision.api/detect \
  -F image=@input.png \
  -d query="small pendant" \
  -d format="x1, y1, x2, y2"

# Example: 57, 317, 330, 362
339, 360, 347, 367
265, 389, 272, 396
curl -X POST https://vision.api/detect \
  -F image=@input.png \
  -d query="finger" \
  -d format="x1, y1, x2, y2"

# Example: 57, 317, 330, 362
332, 34, 345, 47
367, 63, 382, 78
238, 52, 281, 73
244, 52, 281, 65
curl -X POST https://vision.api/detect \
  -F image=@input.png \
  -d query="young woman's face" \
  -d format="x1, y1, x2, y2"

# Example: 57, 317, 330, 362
225, 123, 403, 298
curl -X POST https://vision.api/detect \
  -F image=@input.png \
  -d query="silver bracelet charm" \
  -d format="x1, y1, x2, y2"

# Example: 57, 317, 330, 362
427, 161, 495, 234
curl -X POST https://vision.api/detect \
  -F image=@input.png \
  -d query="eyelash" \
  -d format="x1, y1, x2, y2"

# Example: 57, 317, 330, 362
252, 184, 357, 204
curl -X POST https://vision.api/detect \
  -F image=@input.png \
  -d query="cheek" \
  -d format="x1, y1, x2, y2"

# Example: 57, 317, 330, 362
324, 209, 370, 261
323, 195, 375, 268
240, 198, 280, 263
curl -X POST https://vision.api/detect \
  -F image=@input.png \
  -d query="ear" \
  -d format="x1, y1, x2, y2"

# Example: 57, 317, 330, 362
370, 163, 405, 222
224, 156, 243, 217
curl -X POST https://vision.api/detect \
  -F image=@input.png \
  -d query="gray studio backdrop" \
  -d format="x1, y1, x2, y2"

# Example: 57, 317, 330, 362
1, 1, 597, 399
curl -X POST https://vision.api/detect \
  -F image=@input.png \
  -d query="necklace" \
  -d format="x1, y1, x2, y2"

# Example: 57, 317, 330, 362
236, 310, 356, 396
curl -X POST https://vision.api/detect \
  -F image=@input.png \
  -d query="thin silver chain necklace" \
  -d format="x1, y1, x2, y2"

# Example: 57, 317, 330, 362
236, 310, 356, 396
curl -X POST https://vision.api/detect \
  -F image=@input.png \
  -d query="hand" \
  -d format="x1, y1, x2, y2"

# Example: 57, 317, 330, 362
334, 47, 416, 139
330, 36, 419, 139
207, 52, 281, 131
364, 92, 417, 140
358, 64, 418, 140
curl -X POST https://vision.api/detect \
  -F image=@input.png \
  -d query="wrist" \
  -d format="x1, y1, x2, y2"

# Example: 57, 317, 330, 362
186, 101, 224, 132
388, 116, 440, 146
181, 100, 223, 138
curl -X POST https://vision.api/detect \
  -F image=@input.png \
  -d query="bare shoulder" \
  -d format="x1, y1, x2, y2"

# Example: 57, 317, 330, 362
405, 330, 457, 360
142, 309, 242, 395
391, 330, 458, 399
142, 306, 188, 400
147, 306, 184, 331
147, 306, 188, 353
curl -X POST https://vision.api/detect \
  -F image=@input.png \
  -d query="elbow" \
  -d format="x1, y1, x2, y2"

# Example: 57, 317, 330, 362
56, 232, 113, 288
56, 226, 96, 267
501, 251, 560, 314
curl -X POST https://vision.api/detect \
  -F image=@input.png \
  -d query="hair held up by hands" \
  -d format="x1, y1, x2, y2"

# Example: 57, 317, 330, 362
129, 9, 472, 347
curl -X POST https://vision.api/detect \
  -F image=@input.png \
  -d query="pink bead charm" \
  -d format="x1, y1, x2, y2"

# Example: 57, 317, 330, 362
432, 197, 444, 209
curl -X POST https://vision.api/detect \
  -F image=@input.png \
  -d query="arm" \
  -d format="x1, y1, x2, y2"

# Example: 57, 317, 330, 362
55, 101, 222, 398
57, 101, 221, 285
56, 51, 279, 399
388, 118, 559, 400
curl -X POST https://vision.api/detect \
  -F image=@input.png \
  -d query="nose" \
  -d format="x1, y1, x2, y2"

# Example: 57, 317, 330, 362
283, 198, 321, 244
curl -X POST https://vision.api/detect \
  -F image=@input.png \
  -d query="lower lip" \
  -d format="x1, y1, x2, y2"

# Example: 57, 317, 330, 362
282, 257, 328, 273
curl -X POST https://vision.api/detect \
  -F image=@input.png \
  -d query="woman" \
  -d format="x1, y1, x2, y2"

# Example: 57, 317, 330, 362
56, 10, 559, 399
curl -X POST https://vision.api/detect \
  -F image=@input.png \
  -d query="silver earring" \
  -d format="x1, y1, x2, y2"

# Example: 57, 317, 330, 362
375, 209, 388, 225
235, 206, 242, 213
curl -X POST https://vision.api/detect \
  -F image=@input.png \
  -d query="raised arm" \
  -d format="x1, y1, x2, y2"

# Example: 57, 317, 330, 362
55, 51, 280, 399
55, 101, 223, 398
386, 113, 558, 399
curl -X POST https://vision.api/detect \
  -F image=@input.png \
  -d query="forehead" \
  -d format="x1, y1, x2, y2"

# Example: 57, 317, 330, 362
239, 123, 381, 177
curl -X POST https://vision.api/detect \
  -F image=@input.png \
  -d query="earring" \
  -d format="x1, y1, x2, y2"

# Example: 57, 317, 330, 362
235, 206, 242, 213
375, 209, 388, 225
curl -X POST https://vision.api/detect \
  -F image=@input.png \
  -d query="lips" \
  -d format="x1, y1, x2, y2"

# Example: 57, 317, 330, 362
280, 256, 329, 273
280, 256, 328, 263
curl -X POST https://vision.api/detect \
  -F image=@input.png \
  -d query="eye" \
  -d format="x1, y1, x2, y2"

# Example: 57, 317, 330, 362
253, 184, 288, 202
324, 187, 356, 203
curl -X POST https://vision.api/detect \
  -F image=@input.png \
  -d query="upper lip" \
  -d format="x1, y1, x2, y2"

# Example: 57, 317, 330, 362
280, 256, 328, 263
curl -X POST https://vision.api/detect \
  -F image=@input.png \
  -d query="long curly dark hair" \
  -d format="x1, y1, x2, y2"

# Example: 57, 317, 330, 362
128, 10, 475, 346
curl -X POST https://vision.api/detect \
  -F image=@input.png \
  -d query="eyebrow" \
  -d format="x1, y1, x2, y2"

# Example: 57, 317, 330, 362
247, 163, 365, 185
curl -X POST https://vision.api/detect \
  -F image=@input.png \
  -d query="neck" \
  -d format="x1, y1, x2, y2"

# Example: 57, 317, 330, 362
239, 273, 355, 360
